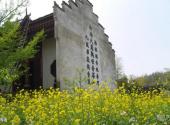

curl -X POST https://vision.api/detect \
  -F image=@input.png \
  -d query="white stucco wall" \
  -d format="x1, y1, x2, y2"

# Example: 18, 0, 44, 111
42, 38, 56, 88
53, 0, 116, 90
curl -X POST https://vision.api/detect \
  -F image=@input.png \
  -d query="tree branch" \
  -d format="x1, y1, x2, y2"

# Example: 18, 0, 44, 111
0, 0, 28, 24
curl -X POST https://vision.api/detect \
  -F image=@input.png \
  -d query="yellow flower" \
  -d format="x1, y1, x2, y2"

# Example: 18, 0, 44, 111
12, 115, 20, 125
59, 110, 66, 116
74, 119, 81, 125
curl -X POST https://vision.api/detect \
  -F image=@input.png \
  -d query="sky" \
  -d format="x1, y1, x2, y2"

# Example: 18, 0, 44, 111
28, 0, 170, 76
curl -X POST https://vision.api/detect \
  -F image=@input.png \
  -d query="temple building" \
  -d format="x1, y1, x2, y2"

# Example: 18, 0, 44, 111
22, 0, 116, 90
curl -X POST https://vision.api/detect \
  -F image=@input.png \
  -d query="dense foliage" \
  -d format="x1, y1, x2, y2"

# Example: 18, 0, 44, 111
0, 21, 44, 87
0, 84, 170, 125
132, 71, 170, 89
116, 71, 170, 93
0, 0, 44, 88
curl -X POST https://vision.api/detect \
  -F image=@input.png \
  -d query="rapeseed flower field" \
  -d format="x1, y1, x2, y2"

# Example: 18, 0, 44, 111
0, 84, 170, 125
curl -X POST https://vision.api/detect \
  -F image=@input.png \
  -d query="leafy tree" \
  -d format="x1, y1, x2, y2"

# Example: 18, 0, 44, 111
130, 71, 170, 91
0, 0, 44, 91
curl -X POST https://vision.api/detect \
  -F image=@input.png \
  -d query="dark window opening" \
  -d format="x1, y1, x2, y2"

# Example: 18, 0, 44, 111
94, 41, 97, 45
91, 59, 94, 64
92, 65, 95, 71
87, 72, 90, 77
87, 57, 90, 62
97, 74, 99, 79
86, 42, 89, 48
95, 47, 97, 52
92, 72, 95, 78
91, 44, 93, 50
86, 49, 89, 54
95, 54, 98, 59
91, 51, 94, 57
96, 68, 99, 72
96, 61, 98, 65
50, 60, 59, 89
87, 64, 90, 70
92, 67, 94, 72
